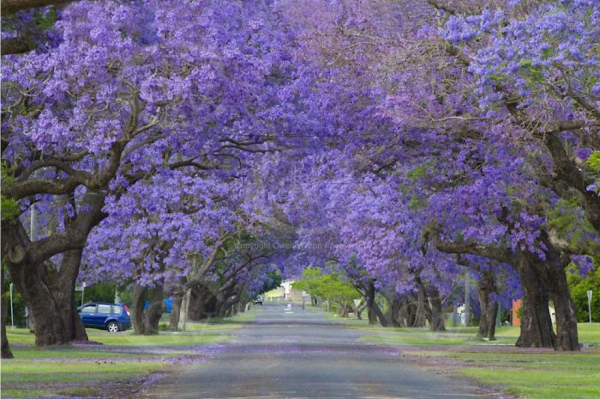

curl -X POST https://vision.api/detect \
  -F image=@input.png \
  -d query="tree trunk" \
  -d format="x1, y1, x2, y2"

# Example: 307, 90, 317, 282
6, 252, 87, 346
131, 283, 148, 335
362, 280, 388, 326
397, 297, 409, 327
413, 285, 428, 328
547, 261, 580, 351
169, 289, 183, 331
428, 225, 578, 350
515, 257, 556, 349
2, 193, 105, 347
406, 300, 417, 327
385, 296, 406, 327
356, 303, 366, 320
428, 287, 446, 332
188, 285, 216, 321
49, 250, 88, 342
476, 271, 498, 340
1, 277, 13, 359
177, 288, 192, 331
143, 284, 166, 335
9, 262, 72, 346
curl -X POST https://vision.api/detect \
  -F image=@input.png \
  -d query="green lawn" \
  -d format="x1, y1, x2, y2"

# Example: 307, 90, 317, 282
405, 350, 600, 399
352, 320, 600, 399
1, 310, 254, 398
5, 318, 244, 346
360, 325, 516, 346
1, 353, 166, 398
350, 321, 600, 347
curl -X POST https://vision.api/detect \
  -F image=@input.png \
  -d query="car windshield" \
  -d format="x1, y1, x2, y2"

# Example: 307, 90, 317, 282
81, 305, 96, 313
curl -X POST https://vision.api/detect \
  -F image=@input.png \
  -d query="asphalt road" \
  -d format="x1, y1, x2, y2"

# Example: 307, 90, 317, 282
144, 303, 484, 399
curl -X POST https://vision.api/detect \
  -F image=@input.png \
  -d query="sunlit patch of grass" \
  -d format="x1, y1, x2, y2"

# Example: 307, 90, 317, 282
4, 329, 35, 345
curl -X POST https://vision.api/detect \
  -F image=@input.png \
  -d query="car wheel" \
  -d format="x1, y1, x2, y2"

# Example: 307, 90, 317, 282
107, 322, 120, 333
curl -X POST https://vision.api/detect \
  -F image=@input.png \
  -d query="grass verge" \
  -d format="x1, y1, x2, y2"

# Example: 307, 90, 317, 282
404, 349, 600, 399
2, 309, 254, 398
349, 319, 600, 399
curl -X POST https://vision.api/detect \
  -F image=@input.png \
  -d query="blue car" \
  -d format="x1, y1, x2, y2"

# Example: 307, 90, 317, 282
78, 302, 132, 332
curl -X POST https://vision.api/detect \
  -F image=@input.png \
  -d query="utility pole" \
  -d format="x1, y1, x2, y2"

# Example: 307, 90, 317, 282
81, 282, 86, 307
9, 283, 14, 329
464, 271, 470, 327
29, 199, 38, 333
588, 290, 593, 333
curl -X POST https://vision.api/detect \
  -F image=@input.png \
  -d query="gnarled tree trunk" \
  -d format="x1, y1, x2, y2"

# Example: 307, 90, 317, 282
412, 285, 428, 328
169, 291, 183, 331
143, 284, 166, 335
428, 225, 579, 351
515, 256, 556, 349
2, 193, 105, 347
189, 285, 216, 321
361, 280, 388, 326
385, 296, 406, 327
49, 250, 88, 342
546, 258, 579, 351
427, 286, 446, 332
131, 283, 148, 335
14, 268, 66, 346
476, 270, 498, 340
1, 277, 13, 359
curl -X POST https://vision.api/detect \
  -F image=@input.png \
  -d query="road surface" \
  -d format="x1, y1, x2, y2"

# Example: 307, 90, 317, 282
144, 303, 484, 399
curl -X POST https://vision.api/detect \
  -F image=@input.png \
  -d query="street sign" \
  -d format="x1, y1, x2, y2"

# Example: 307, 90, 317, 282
588, 290, 593, 302
353, 299, 361, 308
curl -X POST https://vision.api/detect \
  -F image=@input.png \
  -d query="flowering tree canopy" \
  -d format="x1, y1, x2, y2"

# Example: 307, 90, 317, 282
2, 0, 598, 355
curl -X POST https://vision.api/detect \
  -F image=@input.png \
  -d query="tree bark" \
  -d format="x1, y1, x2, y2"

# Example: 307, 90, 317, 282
356, 303, 366, 320
143, 284, 166, 335
515, 257, 556, 349
49, 250, 88, 342
188, 285, 216, 321
385, 296, 406, 327
547, 260, 580, 351
476, 271, 498, 340
9, 263, 65, 346
406, 300, 418, 327
428, 227, 579, 350
2, 193, 105, 346
131, 283, 148, 335
169, 289, 183, 331
1, 278, 14, 359
361, 280, 388, 326
412, 284, 428, 328
177, 288, 192, 331
2, 0, 76, 15
427, 286, 446, 332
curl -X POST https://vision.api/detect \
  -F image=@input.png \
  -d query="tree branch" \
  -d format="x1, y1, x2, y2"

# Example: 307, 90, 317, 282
2, 0, 74, 14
